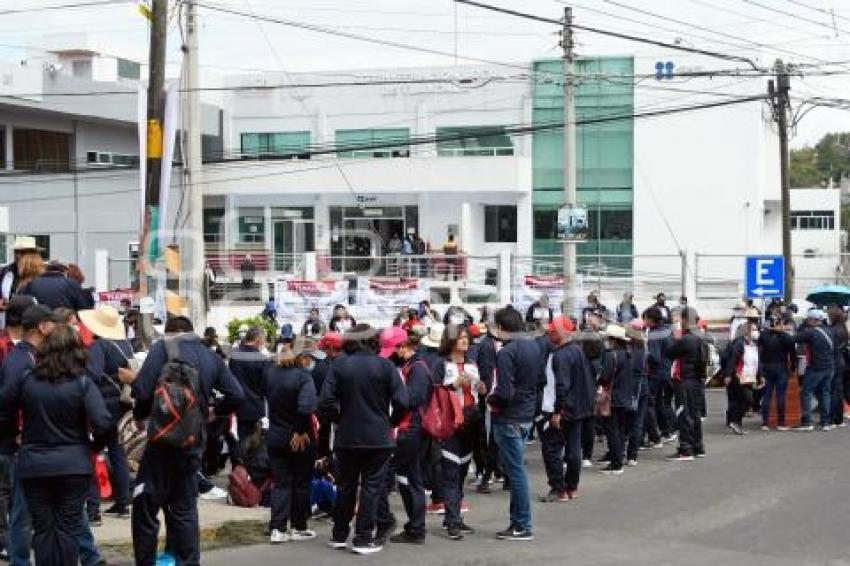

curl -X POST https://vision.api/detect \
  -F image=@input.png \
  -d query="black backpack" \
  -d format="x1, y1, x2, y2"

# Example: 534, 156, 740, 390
147, 337, 205, 450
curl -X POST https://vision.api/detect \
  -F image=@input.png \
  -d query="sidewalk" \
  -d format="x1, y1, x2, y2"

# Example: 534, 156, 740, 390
94, 497, 268, 546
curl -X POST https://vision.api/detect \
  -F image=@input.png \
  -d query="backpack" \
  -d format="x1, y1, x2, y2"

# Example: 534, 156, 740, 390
421, 385, 463, 441
147, 338, 205, 450
227, 465, 267, 508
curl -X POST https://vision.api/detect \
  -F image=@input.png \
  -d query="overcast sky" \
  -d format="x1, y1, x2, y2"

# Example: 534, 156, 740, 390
3, 0, 850, 147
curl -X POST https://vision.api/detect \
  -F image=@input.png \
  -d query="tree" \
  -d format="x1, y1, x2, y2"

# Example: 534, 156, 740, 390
791, 132, 850, 188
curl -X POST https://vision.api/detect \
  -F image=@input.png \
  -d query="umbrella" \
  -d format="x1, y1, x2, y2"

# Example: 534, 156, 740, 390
805, 284, 850, 307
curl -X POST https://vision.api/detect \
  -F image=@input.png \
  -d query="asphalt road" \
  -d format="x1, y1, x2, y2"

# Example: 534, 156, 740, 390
205, 390, 850, 566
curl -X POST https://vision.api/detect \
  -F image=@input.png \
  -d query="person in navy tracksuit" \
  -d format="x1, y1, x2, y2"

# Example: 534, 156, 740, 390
474, 330, 503, 494
262, 341, 317, 544
319, 325, 408, 555
598, 326, 634, 475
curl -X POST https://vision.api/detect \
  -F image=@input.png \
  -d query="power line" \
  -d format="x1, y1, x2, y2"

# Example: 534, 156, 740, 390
603, 0, 834, 66
453, 0, 761, 69
780, 0, 850, 26
0, 0, 132, 15
741, 0, 850, 36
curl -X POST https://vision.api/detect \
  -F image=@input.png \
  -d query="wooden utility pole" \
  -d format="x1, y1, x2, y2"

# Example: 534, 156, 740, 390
139, 0, 168, 345
771, 60, 793, 303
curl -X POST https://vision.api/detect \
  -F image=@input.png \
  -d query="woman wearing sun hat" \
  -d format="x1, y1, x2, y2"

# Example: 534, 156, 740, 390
598, 325, 633, 475
78, 305, 137, 520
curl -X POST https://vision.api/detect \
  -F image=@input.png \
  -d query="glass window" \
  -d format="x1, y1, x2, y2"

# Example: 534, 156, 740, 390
791, 210, 834, 230
33, 235, 50, 260
533, 208, 558, 240
484, 205, 517, 243
117, 58, 141, 80
437, 126, 513, 156
336, 128, 410, 158
238, 209, 265, 244
203, 208, 225, 243
240, 132, 311, 159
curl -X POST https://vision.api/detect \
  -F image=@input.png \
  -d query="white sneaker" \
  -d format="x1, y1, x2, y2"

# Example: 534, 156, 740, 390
662, 433, 678, 444
777, 425, 790, 431
290, 529, 317, 541
761, 425, 770, 432
793, 425, 814, 432
821, 424, 836, 431
626, 459, 638, 467
650, 442, 664, 449
328, 540, 348, 550
270, 529, 290, 544
199, 486, 227, 500
581, 459, 593, 469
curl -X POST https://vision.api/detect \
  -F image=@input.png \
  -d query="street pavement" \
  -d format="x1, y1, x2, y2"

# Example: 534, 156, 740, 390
205, 390, 850, 566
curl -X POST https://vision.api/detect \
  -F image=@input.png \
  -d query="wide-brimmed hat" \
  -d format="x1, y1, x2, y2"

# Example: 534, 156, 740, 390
420, 323, 445, 348
603, 324, 631, 342
12, 236, 41, 252
744, 307, 760, 320
78, 306, 126, 340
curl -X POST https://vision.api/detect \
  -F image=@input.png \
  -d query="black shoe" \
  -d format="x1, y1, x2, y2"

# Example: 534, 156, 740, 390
476, 481, 491, 494
502, 481, 511, 491
446, 526, 464, 540
375, 519, 397, 545
104, 504, 130, 519
390, 531, 425, 544
88, 513, 102, 527
496, 527, 534, 541
457, 521, 475, 535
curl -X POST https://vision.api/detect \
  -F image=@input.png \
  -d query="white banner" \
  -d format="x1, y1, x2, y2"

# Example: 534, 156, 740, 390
513, 275, 565, 316
159, 79, 180, 248
356, 277, 430, 321
275, 279, 349, 321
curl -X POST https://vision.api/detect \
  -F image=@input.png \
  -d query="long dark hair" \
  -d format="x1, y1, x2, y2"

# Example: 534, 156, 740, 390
438, 324, 470, 357
34, 325, 87, 382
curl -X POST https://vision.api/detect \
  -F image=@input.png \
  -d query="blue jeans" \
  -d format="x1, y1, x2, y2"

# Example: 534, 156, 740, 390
77, 508, 102, 566
8, 458, 31, 566
800, 369, 831, 427
492, 422, 532, 532
761, 364, 789, 426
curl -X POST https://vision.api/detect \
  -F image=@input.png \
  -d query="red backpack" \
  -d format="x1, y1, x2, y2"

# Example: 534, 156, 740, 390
421, 386, 464, 441
227, 465, 268, 508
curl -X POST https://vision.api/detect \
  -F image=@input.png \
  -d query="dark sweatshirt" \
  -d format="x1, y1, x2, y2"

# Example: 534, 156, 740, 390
262, 365, 317, 449
0, 341, 35, 455
666, 331, 706, 384
319, 352, 409, 449
228, 344, 268, 422
0, 370, 111, 479
758, 329, 796, 368
795, 324, 835, 373
600, 348, 635, 408
552, 342, 596, 421
489, 337, 544, 424
399, 353, 432, 434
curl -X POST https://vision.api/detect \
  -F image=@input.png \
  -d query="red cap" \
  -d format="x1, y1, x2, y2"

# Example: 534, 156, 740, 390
317, 332, 343, 351
629, 319, 645, 331
468, 323, 483, 338
547, 315, 575, 335
379, 326, 408, 358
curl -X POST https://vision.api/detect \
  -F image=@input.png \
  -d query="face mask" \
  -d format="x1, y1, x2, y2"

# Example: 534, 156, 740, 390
304, 359, 316, 372
750, 330, 760, 341
449, 314, 465, 325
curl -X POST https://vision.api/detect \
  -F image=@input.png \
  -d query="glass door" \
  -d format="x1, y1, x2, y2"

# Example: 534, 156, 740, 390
273, 220, 295, 272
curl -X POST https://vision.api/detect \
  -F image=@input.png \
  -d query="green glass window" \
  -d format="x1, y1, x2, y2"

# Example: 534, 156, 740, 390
240, 132, 311, 159
484, 206, 517, 243
336, 128, 410, 158
437, 126, 513, 156
238, 208, 265, 244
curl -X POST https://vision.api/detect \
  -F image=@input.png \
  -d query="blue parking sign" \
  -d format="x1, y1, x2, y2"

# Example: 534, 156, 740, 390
745, 256, 784, 299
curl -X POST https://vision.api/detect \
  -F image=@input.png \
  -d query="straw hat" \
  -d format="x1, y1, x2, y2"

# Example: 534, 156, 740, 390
602, 324, 631, 342
420, 323, 445, 348
12, 236, 41, 252
78, 306, 126, 341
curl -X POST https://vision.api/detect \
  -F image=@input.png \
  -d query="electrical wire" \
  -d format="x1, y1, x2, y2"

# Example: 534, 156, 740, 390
453, 0, 761, 69
0, 0, 132, 15
741, 0, 850, 36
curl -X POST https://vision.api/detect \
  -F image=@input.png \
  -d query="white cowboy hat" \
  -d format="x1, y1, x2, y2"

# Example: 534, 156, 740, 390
12, 236, 41, 252
603, 324, 631, 342
78, 306, 126, 341
420, 322, 445, 349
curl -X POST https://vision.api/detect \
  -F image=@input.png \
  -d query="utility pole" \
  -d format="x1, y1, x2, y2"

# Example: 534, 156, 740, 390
561, 6, 578, 316
184, 0, 207, 329
140, 0, 167, 346
770, 59, 793, 303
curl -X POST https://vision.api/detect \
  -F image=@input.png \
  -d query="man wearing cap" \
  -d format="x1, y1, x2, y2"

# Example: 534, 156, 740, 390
794, 310, 835, 431
0, 296, 35, 561
665, 308, 706, 461
548, 315, 596, 500
0, 237, 40, 329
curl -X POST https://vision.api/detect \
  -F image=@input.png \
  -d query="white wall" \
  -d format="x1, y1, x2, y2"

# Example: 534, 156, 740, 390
791, 188, 842, 294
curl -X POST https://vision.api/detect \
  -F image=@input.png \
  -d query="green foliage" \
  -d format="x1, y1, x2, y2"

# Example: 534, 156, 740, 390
226, 315, 278, 344
791, 132, 850, 188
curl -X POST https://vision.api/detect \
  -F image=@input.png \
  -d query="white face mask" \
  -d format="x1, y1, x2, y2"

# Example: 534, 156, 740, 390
449, 314, 465, 326
750, 330, 760, 341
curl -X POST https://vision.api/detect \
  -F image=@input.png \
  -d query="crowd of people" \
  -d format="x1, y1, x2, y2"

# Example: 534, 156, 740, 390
0, 235, 847, 564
